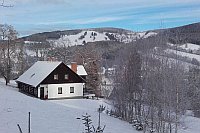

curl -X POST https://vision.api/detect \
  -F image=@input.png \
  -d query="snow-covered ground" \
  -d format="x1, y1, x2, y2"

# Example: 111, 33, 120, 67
26, 49, 37, 56
138, 31, 157, 39
0, 80, 135, 133
52, 30, 157, 46
179, 43, 200, 51
179, 115, 200, 133
155, 54, 197, 71
167, 43, 200, 53
0, 80, 199, 133
166, 49, 200, 62
101, 75, 114, 97
55, 30, 110, 46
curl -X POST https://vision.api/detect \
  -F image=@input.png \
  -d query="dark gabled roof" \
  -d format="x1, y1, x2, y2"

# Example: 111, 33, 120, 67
16, 61, 87, 87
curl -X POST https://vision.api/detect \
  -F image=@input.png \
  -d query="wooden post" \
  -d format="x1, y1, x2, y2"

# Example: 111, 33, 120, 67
17, 124, 23, 133
28, 112, 31, 133
98, 109, 100, 128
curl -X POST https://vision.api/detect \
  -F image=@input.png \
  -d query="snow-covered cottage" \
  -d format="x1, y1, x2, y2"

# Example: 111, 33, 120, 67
16, 61, 87, 99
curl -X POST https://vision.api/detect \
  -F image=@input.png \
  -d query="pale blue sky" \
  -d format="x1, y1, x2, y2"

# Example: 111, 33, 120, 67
1, 0, 200, 36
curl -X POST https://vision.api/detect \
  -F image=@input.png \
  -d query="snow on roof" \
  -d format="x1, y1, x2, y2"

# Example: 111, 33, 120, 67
16, 61, 62, 87
67, 65, 87, 76
16, 61, 87, 87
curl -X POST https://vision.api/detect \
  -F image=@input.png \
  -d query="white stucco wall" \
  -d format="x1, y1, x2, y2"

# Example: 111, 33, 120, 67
41, 83, 83, 99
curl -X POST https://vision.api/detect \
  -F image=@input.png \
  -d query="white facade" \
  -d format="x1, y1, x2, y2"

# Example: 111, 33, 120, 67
39, 83, 83, 99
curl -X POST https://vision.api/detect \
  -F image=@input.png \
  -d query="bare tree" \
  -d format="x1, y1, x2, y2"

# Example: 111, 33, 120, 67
111, 45, 142, 122
0, 0, 13, 7
110, 32, 190, 133
15, 41, 28, 76
0, 24, 17, 85
73, 44, 102, 97
46, 39, 71, 63
188, 67, 200, 117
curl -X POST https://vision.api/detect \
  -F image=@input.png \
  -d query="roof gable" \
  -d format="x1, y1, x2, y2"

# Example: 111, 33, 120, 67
16, 61, 62, 87
16, 61, 87, 87
41, 63, 85, 85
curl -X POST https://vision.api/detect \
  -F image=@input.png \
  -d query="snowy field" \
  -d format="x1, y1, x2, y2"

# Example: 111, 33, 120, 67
166, 49, 200, 62
0, 80, 135, 133
167, 43, 200, 51
179, 43, 200, 51
0, 80, 200, 133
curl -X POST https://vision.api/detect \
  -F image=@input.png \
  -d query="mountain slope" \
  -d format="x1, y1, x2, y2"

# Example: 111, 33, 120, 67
160, 22, 200, 45
21, 27, 157, 46
19, 23, 200, 69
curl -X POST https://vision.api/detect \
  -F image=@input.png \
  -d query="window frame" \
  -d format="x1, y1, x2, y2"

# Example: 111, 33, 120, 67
58, 87, 62, 94
70, 87, 74, 93
64, 74, 69, 80
54, 74, 58, 80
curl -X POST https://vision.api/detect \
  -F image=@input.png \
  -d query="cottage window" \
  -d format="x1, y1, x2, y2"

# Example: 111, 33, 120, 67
64, 74, 69, 80
21, 84, 24, 90
58, 87, 62, 94
70, 87, 74, 93
54, 74, 58, 80
34, 88, 37, 96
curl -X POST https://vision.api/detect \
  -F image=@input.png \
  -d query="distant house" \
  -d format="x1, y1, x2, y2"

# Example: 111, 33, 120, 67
16, 61, 87, 99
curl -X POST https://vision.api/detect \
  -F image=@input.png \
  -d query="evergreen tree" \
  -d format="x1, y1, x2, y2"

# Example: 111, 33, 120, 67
82, 113, 93, 133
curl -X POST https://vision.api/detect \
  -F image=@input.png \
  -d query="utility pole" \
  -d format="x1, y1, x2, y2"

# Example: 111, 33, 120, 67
28, 112, 31, 133
98, 108, 101, 128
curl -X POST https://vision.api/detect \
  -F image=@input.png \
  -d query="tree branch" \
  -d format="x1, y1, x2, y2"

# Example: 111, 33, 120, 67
0, 0, 13, 7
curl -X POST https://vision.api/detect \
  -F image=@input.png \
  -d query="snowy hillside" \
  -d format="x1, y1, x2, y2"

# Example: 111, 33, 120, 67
0, 80, 200, 133
165, 43, 200, 64
167, 43, 200, 52
0, 80, 135, 133
179, 43, 200, 51
138, 31, 157, 39
34, 30, 157, 46
55, 30, 110, 46
166, 49, 200, 62
53, 30, 157, 46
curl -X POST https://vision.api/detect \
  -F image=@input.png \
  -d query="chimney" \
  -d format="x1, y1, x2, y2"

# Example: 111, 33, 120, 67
71, 62, 77, 73
47, 57, 56, 61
